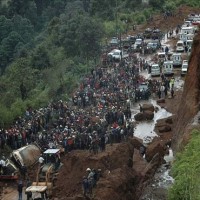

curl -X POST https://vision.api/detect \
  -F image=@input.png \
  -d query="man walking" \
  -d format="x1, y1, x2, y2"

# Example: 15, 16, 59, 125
18, 180, 23, 200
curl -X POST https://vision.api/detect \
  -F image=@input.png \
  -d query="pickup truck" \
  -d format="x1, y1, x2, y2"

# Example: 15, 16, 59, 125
108, 49, 129, 61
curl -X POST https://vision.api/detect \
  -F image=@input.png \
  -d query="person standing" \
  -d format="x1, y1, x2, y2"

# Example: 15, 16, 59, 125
18, 180, 23, 200
38, 154, 44, 166
82, 176, 89, 196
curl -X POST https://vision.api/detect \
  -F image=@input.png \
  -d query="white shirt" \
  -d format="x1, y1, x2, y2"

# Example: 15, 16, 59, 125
38, 157, 44, 164
0, 160, 5, 167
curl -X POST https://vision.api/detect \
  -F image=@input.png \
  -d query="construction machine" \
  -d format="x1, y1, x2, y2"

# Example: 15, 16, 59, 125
30, 149, 62, 198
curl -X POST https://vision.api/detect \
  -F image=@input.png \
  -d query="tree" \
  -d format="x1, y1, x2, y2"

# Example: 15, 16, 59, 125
149, 0, 165, 9
8, 0, 31, 17
31, 45, 51, 70
11, 15, 34, 43
0, 31, 23, 74
77, 16, 103, 61
0, 16, 13, 42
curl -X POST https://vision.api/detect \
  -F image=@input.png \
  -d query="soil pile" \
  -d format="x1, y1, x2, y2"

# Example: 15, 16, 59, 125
53, 137, 167, 200
172, 30, 200, 151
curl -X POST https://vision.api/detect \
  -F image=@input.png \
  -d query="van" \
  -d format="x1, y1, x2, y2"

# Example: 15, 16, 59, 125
179, 33, 187, 42
186, 40, 193, 48
151, 64, 160, 76
186, 34, 194, 41
181, 26, 195, 35
163, 61, 174, 76
176, 40, 184, 52
172, 53, 182, 67
181, 60, 188, 76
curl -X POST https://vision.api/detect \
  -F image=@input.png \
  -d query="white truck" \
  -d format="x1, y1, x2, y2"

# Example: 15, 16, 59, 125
108, 49, 129, 61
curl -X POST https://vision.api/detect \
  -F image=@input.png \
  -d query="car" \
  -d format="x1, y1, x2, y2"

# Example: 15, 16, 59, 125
151, 64, 160, 76
110, 37, 119, 46
181, 60, 188, 76
176, 40, 185, 52
134, 82, 151, 101
157, 52, 167, 63
133, 38, 143, 49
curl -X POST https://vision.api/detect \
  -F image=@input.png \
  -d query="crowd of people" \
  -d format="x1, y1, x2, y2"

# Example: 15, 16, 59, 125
0, 49, 177, 157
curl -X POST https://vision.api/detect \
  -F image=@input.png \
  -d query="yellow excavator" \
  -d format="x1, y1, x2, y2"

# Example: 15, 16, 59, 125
26, 149, 62, 199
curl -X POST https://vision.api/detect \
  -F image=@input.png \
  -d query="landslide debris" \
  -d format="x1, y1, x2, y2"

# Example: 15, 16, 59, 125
173, 30, 200, 151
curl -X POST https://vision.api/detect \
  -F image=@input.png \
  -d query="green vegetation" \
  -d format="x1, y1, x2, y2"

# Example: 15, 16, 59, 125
0, 0, 199, 127
168, 130, 200, 200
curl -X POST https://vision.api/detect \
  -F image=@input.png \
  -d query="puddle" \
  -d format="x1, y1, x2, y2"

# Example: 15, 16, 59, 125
131, 99, 172, 144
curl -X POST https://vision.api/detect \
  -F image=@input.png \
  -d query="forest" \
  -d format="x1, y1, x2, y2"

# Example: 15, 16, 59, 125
0, 0, 199, 127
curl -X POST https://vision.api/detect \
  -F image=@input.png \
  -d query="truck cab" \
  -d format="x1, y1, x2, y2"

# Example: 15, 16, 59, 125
163, 61, 174, 76
151, 64, 160, 77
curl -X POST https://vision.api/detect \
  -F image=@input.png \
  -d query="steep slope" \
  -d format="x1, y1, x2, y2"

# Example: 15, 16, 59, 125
172, 30, 200, 151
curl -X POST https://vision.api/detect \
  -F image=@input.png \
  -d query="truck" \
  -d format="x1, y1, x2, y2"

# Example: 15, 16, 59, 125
0, 144, 41, 180
108, 49, 129, 61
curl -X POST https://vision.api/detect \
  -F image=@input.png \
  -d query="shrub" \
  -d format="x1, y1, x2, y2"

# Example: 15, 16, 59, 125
168, 130, 200, 200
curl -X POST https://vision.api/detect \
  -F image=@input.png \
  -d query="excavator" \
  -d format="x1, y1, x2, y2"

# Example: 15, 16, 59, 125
26, 149, 62, 200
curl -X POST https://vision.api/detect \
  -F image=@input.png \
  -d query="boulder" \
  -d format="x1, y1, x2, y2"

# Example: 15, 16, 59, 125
165, 117, 173, 124
145, 141, 166, 162
144, 111, 154, 120
142, 103, 155, 112
158, 125, 172, 133
134, 111, 154, 121
129, 137, 143, 150
134, 113, 145, 121
157, 99, 165, 103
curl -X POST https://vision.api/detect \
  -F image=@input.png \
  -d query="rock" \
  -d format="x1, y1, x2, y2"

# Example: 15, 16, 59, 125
144, 111, 154, 120
129, 137, 143, 150
145, 141, 166, 162
158, 125, 172, 133
134, 113, 145, 121
157, 99, 165, 103
165, 117, 173, 124
155, 106, 159, 112
134, 111, 154, 121
142, 103, 155, 112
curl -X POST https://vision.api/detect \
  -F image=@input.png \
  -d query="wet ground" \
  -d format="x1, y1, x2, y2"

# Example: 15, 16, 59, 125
1, 184, 27, 200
